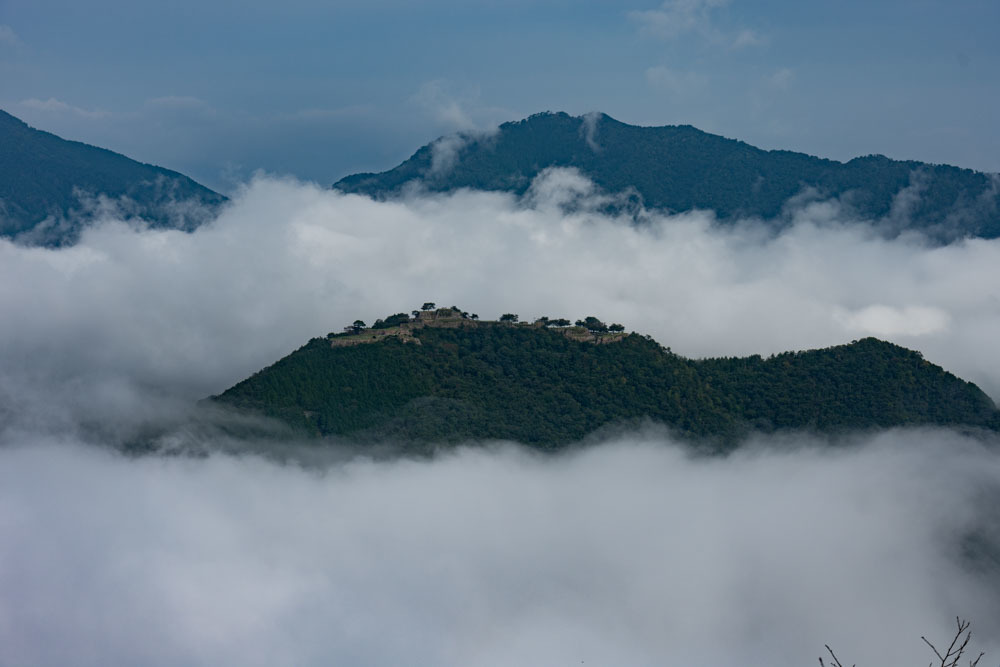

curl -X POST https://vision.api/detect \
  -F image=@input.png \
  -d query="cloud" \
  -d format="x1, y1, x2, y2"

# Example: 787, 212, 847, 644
579, 111, 603, 152
629, 0, 765, 48
629, 0, 729, 40
408, 80, 507, 178
18, 97, 112, 119
645, 64, 709, 96
411, 79, 480, 132
427, 133, 472, 178
0, 430, 998, 666
835, 304, 951, 337
409, 79, 511, 135
524, 166, 603, 209
1, 171, 1000, 426
2, 172, 1000, 664
767, 66, 794, 90
145, 95, 214, 113
0, 24, 21, 48
732, 27, 767, 49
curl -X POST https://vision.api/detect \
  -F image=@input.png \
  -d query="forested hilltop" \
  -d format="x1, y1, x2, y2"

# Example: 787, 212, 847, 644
214, 307, 1000, 449
334, 111, 1000, 243
0, 109, 226, 246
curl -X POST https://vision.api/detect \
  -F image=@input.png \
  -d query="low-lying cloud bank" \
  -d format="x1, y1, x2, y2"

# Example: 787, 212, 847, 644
2, 172, 1000, 664
1, 430, 998, 666
1, 170, 999, 428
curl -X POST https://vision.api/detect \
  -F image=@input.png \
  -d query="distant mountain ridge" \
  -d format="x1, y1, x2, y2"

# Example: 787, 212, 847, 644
0, 109, 225, 246
214, 307, 1000, 449
335, 112, 1000, 242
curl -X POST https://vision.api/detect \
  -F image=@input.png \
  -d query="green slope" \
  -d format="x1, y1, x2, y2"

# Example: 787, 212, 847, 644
0, 109, 226, 246
214, 315, 1000, 448
334, 112, 1000, 242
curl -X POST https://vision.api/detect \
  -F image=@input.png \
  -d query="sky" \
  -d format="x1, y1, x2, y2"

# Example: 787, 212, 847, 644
3, 0, 1000, 192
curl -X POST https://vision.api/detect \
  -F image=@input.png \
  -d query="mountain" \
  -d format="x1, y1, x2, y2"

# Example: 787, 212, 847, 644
0, 109, 226, 246
213, 308, 1000, 449
334, 112, 1000, 242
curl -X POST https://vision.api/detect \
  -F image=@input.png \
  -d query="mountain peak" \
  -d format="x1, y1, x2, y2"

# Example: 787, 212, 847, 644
334, 111, 1000, 242
0, 108, 226, 246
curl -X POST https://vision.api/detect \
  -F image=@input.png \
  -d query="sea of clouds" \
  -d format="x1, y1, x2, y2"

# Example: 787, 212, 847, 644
1, 172, 999, 665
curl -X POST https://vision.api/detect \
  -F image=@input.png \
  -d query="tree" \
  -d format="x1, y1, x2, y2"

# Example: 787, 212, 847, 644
578, 316, 608, 332
921, 618, 984, 667
349, 320, 366, 334
471, 313, 479, 320
500, 313, 519, 323
421, 302, 436, 311
820, 617, 984, 667
550, 318, 571, 327
386, 313, 410, 327
609, 323, 625, 332
412, 310, 421, 319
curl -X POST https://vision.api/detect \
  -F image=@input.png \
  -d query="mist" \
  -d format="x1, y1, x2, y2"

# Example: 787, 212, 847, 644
1, 431, 998, 666
2, 171, 999, 413
2, 172, 1000, 665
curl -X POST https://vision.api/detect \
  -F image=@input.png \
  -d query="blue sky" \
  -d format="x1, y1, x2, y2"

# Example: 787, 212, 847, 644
2, 0, 998, 192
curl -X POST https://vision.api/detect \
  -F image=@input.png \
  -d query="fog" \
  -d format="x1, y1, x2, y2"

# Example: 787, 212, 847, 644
2, 432, 998, 666
2, 173, 1000, 665
3, 171, 1000, 409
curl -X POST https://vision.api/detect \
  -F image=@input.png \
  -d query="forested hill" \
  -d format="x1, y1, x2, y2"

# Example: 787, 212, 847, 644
334, 112, 1000, 242
0, 109, 226, 246
213, 309, 1000, 449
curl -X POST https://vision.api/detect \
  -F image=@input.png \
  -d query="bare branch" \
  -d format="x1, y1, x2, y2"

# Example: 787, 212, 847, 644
921, 618, 981, 667
819, 644, 851, 667
922, 636, 946, 662
824, 617, 984, 667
